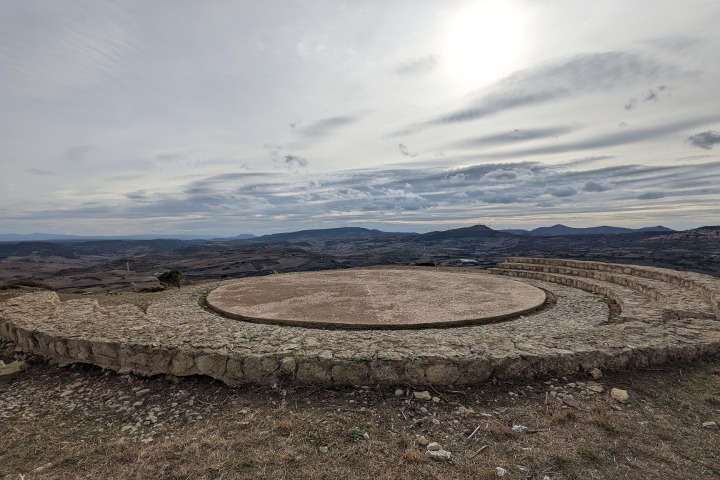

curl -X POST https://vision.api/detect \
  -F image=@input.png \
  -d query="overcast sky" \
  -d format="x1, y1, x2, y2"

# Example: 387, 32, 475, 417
1, 0, 719, 236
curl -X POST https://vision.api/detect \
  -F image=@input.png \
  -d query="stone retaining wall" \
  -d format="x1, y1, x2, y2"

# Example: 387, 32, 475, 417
1, 264, 720, 387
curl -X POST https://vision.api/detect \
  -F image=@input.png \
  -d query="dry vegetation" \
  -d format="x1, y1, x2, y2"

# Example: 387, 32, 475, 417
1, 288, 719, 479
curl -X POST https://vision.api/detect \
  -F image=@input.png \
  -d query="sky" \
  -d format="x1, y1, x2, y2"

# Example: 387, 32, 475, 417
1, 0, 719, 236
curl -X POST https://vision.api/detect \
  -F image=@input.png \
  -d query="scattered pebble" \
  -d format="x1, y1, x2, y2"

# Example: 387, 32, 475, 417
417, 435, 429, 446
318, 446, 329, 454
394, 388, 404, 397
610, 388, 629, 402
426, 449, 451, 461
426, 442, 442, 451
413, 391, 432, 401
702, 421, 719, 430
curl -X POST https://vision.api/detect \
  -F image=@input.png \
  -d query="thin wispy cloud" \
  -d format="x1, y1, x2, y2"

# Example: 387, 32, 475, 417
393, 55, 438, 75
297, 116, 358, 137
394, 51, 683, 136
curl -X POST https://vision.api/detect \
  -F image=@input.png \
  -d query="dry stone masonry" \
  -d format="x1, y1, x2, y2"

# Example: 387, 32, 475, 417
1, 260, 719, 386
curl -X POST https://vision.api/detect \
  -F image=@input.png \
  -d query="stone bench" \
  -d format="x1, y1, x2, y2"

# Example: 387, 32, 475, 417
488, 267, 663, 323
493, 262, 716, 320
503, 257, 720, 320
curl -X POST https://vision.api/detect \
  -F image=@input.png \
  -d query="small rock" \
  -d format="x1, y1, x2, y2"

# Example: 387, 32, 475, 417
562, 397, 583, 409
394, 388, 405, 397
135, 388, 151, 397
589, 368, 603, 379
586, 383, 604, 393
567, 383, 576, 389
419, 407, 429, 415
427, 442, 442, 451
318, 446, 329, 454
431, 418, 440, 425
413, 391, 432, 401
496, 466, 508, 476
0, 361, 26, 383
512, 424, 528, 433
417, 435, 429, 446
426, 449, 451, 461
610, 388, 629, 402
432, 396, 441, 403
133, 401, 143, 408
702, 421, 719, 430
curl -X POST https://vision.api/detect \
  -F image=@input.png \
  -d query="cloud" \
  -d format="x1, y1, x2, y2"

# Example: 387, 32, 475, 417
546, 186, 577, 197
13, 159, 720, 234
298, 115, 358, 137
64, 145, 91, 162
451, 126, 575, 148
395, 51, 681, 134
582, 180, 611, 192
638, 191, 665, 200
393, 55, 438, 75
26, 167, 55, 176
624, 85, 668, 110
687, 130, 720, 150
283, 155, 308, 168
468, 114, 720, 160
398, 144, 417, 157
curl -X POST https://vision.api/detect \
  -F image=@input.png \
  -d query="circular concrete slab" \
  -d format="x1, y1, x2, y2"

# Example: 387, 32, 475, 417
206, 268, 547, 329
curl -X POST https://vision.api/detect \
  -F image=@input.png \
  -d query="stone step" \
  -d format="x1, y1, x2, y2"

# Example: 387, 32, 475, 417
496, 263, 716, 320
488, 268, 664, 323
503, 257, 720, 320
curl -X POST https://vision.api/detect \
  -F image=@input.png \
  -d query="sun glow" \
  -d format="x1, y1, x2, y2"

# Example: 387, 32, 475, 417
444, 2, 524, 87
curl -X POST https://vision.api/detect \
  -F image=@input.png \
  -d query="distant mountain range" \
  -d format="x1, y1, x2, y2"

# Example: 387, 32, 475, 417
240, 224, 677, 244
247, 227, 413, 243
498, 224, 674, 236
0, 224, 678, 243
0, 233, 255, 242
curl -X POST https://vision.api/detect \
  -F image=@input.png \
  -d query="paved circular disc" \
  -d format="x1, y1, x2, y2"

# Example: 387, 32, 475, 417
206, 268, 547, 329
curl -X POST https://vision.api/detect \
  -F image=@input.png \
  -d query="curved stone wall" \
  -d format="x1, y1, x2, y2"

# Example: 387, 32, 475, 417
1, 262, 719, 386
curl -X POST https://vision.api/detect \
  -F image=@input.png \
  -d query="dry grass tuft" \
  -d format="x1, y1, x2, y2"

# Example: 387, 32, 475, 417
591, 411, 624, 434
472, 468, 502, 480
276, 416, 294, 434
403, 448, 429, 464
551, 409, 577, 423
483, 422, 513, 437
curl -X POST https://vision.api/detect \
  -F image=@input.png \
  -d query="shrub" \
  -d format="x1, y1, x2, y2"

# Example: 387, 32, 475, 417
158, 269, 184, 288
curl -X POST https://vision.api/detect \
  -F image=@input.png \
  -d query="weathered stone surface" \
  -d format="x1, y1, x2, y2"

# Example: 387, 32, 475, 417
0, 361, 26, 383
0, 262, 719, 387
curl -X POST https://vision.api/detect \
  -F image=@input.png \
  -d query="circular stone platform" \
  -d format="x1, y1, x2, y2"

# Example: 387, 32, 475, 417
205, 268, 548, 329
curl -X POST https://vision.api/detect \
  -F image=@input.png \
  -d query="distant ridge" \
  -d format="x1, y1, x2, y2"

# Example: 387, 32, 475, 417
247, 227, 415, 243
418, 224, 510, 241
0, 233, 253, 242
500, 224, 674, 236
